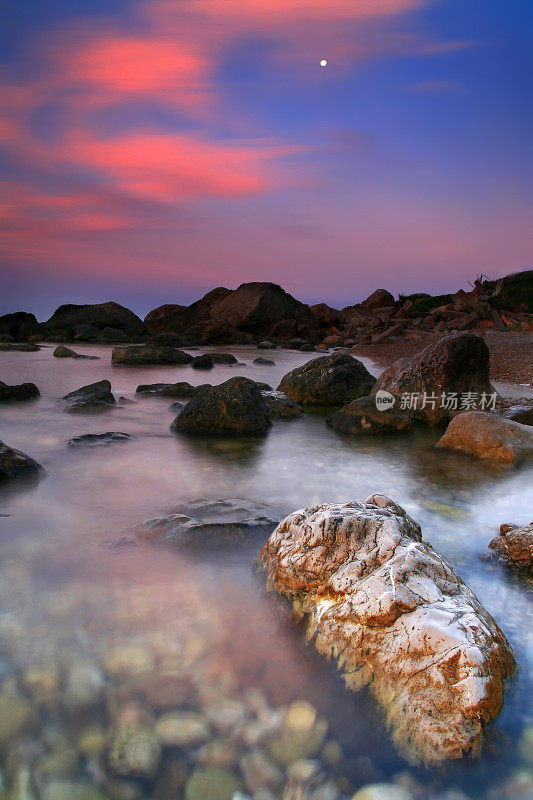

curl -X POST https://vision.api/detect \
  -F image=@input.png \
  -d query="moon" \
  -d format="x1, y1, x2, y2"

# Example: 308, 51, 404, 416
320, 59, 327, 67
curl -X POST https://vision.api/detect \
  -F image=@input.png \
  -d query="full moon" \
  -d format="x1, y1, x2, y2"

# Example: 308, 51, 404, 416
320, 59, 327, 67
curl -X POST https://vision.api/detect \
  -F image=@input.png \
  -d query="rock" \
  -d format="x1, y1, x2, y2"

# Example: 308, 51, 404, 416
0, 381, 40, 402
372, 333, 493, 426
67, 432, 134, 447
326, 395, 414, 435
311, 304, 344, 329
42, 780, 110, 800
299, 343, 316, 352
155, 712, 210, 747
240, 750, 283, 793
201, 323, 244, 345
519, 727, 533, 765
0, 343, 40, 351
172, 377, 272, 435
138, 498, 278, 548
63, 660, 105, 713
266, 702, 327, 766
99, 327, 132, 343
261, 391, 304, 419
62, 380, 116, 413
73, 324, 98, 341
45, 302, 144, 340
258, 341, 276, 349
185, 767, 242, 800
111, 345, 193, 366
53, 346, 98, 360
488, 522, 533, 574
0, 686, 37, 746
0, 441, 42, 482
205, 353, 239, 364
351, 785, 413, 800
196, 739, 239, 768
213, 282, 315, 338
278, 353, 375, 407
107, 725, 161, 780
150, 332, 184, 348
144, 304, 188, 335
144, 289, 230, 335
361, 289, 395, 310
504, 404, 533, 426
254, 382, 273, 392
136, 382, 207, 398
253, 358, 275, 366
0, 311, 41, 342
259, 495, 516, 765
436, 411, 533, 464
322, 335, 344, 347
192, 354, 214, 370
203, 699, 246, 734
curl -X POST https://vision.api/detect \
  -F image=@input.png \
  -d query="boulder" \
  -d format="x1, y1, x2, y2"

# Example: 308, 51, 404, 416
436, 411, 533, 465
149, 332, 184, 348
310, 303, 344, 329
277, 353, 376, 407
62, 380, 116, 413
136, 382, 207, 398
326, 395, 414, 435
504, 404, 533, 426
144, 304, 187, 334
0, 342, 40, 351
192, 354, 214, 370
0, 311, 42, 341
361, 289, 395, 310
98, 327, 132, 343
138, 498, 278, 548
45, 301, 144, 340
0, 441, 43, 482
73, 323, 98, 341
253, 357, 275, 366
67, 432, 134, 447
261, 391, 304, 418
214, 282, 315, 337
488, 522, 533, 574
0, 380, 40, 402
201, 322, 243, 345
172, 377, 272, 435
259, 495, 516, 765
53, 346, 99, 360
111, 345, 193, 366
205, 352, 238, 365
258, 340, 276, 349
144, 288, 231, 335
372, 333, 494, 426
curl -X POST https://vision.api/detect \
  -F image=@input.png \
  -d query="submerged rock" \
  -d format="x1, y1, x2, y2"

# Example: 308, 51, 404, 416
254, 357, 275, 366
138, 498, 278, 548
259, 495, 516, 765
67, 432, 134, 447
436, 411, 533, 464
0, 441, 42, 482
326, 395, 414, 435
372, 333, 494, 426
62, 380, 116, 413
261, 391, 304, 419
172, 377, 272, 435
155, 711, 210, 747
107, 725, 161, 780
0, 380, 40, 402
0, 342, 40, 351
277, 353, 375, 407
136, 381, 208, 398
111, 345, 193, 366
488, 522, 533, 574
185, 766, 242, 800
205, 352, 238, 364
53, 346, 99, 360
192, 354, 214, 370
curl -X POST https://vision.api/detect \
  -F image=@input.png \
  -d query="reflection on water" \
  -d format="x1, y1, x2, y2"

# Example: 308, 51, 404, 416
0, 344, 532, 799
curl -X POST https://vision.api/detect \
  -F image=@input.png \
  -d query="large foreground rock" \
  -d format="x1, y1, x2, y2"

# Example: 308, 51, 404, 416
372, 333, 494, 426
62, 380, 116, 413
436, 411, 533, 464
259, 495, 515, 765
488, 522, 533, 575
172, 377, 271, 435
112, 345, 193, 366
0, 441, 43, 482
45, 301, 144, 340
278, 353, 375, 407
326, 395, 414, 435
0, 381, 40, 402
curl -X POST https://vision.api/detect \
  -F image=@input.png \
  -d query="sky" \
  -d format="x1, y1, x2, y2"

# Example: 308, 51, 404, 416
1, 0, 532, 319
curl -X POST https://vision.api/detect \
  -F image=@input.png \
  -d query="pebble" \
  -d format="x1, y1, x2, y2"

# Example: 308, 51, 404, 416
351, 784, 414, 800
107, 725, 161, 780
185, 766, 243, 800
155, 712, 210, 748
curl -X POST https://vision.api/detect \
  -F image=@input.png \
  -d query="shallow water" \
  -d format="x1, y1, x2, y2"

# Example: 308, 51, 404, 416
1, 344, 532, 799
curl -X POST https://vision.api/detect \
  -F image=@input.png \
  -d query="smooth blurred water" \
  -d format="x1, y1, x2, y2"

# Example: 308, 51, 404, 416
0, 344, 532, 798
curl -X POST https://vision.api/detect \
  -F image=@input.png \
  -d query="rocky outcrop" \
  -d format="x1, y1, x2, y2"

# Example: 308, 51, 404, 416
310, 303, 345, 329
326, 395, 414, 435
436, 411, 533, 464
373, 334, 494, 426
137, 498, 278, 548
0, 381, 40, 402
62, 380, 116, 413
53, 346, 99, 360
488, 522, 533, 575
45, 301, 145, 340
0, 441, 43, 482
278, 353, 376, 407
0, 311, 42, 341
144, 289, 231, 335
261, 391, 304, 418
259, 495, 516, 765
213, 282, 315, 337
361, 289, 395, 310
67, 432, 134, 447
111, 345, 193, 366
171, 377, 272, 435
136, 382, 207, 398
